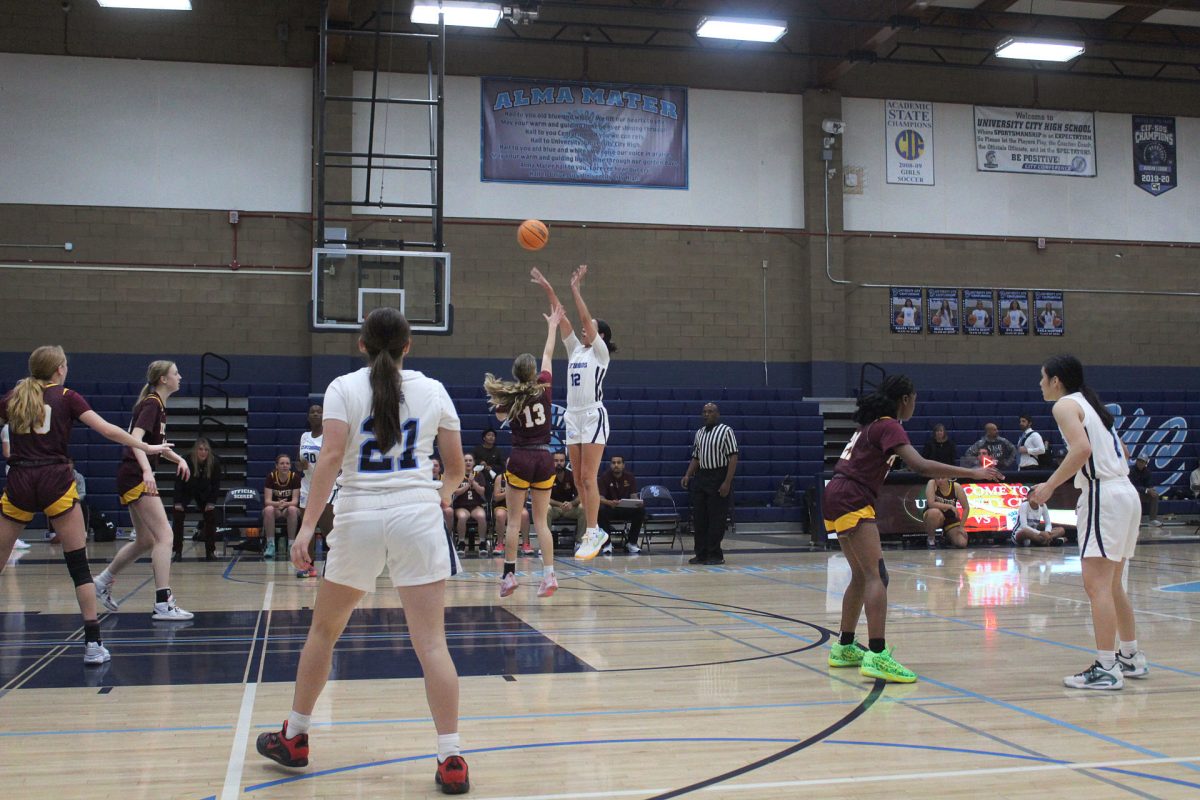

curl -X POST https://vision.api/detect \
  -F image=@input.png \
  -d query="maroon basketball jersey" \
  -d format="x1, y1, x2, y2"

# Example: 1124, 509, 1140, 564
0, 384, 91, 465
265, 470, 302, 503
503, 371, 552, 447
831, 417, 911, 498
122, 394, 167, 467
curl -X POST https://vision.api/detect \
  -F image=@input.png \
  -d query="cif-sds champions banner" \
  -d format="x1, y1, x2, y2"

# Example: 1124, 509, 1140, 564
481, 77, 688, 188
974, 106, 1096, 176
1133, 115, 1176, 196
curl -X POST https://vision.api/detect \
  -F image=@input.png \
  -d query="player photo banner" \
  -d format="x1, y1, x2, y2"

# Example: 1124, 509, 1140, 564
998, 290, 1030, 336
927, 288, 958, 335
890, 287, 923, 334
962, 289, 994, 336
481, 77, 688, 188
1034, 291, 1065, 336
974, 106, 1096, 177
886, 99, 934, 185
1133, 115, 1176, 196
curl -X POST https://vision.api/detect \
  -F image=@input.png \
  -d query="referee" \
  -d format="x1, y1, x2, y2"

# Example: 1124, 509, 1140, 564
682, 403, 739, 565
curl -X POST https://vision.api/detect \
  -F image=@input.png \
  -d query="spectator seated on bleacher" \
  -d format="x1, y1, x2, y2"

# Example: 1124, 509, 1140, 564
546, 451, 585, 545
470, 428, 506, 484
1129, 457, 1162, 527
1010, 497, 1066, 546
491, 473, 531, 555
452, 453, 489, 556
263, 453, 302, 558
172, 437, 222, 562
921, 423, 957, 466
432, 456, 454, 534
598, 455, 644, 555
964, 422, 1017, 470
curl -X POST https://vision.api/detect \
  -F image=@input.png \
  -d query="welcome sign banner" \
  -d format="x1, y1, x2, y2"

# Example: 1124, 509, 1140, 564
481, 77, 688, 188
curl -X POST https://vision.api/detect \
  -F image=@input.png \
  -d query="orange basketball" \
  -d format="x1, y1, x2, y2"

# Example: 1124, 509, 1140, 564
517, 219, 549, 251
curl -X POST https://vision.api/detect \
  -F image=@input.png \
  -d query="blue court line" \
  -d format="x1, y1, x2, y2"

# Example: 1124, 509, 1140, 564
1156, 580, 1200, 593
735, 568, 1200, 774
203, 736, 1200, 797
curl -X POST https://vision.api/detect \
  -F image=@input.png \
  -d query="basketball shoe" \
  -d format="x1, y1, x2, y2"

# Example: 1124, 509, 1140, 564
436, 755, 470, 794
256, 721, 309, 767
152, 595, 194, 621
1063, 661, 1123, 690
83, 641, 111, 665
537, 574, 558, 597
860, 648, 918, 683
574, 528, 609, 561
499, 573, 518, 598
1117, 650, 1149, 679
828, 640, 868, 668
94, 575, 119, 612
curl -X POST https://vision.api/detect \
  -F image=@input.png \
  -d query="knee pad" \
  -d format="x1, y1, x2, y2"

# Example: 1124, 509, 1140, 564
878, 558, 889, 588
64, 547, 94, 587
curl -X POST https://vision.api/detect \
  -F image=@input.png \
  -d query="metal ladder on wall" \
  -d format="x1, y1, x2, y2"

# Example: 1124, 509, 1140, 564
316, 0, 446, 252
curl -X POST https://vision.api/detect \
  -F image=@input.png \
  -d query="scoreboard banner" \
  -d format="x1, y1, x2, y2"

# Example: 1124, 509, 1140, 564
886, 99, 934, 185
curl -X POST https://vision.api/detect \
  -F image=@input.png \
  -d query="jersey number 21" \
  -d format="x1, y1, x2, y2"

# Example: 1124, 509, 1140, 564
359, 417, 419, 472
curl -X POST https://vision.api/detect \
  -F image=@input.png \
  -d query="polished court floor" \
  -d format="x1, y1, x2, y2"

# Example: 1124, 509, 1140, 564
3, 529, 1200, 799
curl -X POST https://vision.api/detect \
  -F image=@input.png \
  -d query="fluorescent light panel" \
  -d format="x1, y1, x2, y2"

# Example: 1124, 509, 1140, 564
994, 37, 1084, 62
97, 0, 192, 9
696, 16, 787, 43
411, 1, 502, 28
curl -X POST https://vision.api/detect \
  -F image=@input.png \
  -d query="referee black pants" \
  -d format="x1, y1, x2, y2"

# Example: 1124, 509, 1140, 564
690, 468, 729, 560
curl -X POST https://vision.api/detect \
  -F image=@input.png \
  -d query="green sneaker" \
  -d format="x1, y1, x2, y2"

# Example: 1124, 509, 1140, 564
860, 648, 918, 683
828, 641, 868, 668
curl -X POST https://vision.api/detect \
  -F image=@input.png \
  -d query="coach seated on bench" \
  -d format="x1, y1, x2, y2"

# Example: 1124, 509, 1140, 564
598, 455, 644, 555
546, 450, 585, 545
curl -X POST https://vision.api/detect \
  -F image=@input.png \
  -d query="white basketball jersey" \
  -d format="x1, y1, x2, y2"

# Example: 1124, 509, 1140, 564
299, 431, 322, 496
900, 307, 915, 325
1008, 310, 1024, 328
564, 332, 610, 412
971, 309, 988, 327
322, 368, 460, 496
1061, 392, 1128, 489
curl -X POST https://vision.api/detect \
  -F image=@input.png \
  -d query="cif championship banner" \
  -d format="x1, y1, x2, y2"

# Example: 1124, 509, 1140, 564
1034, 291, 1064, 336
890, 287, 923, 334
962, 289, 994, 335
927, 288, 958, 335
481, 77, 688, 188
974, 106, 1096, 177
998, 290, 1029, 336
1133, 115, 1177, 196
885, 99, 934, 185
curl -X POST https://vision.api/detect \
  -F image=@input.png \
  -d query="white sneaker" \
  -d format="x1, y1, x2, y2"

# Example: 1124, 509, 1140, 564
1117, 650, 1150, 679
601, 542, 613, 556
1063, 661, 1123, 690
83, 641, 111, 665
13, 539, 31, 549
625, 541, 641, 555
152, 596, 194, 621
1149, 519, 1163, 527
574, 528, 609, 561
499, 573, 518, 598
95, 578, 119, 612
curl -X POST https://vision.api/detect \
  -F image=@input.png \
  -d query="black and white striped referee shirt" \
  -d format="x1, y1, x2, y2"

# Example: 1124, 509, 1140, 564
691, 423, 738, 469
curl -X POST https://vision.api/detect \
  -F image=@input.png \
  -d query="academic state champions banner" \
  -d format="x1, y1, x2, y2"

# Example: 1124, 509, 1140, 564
974, 106, 1096, 177
481, 77, 688, 188
1132, 115, 1176, 196
886, 99, 934, 185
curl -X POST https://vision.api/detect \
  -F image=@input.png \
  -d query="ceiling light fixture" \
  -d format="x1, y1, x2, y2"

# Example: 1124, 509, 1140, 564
696, 16, 787, 43
411, 1, 503, 28
96, 0, 192, 9
994, 37, 1085, 62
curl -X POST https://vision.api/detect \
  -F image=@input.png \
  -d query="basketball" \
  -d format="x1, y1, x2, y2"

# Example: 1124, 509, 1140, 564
517, 219, 549, 251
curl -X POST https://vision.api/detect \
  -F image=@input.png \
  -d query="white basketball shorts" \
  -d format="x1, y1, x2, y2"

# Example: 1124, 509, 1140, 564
325, 488, 460, 592
1075, 478, 1141, 562
564, 406, 609, 446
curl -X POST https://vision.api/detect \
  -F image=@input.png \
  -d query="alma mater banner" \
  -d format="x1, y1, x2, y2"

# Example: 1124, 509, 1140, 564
481, 77, 688, 188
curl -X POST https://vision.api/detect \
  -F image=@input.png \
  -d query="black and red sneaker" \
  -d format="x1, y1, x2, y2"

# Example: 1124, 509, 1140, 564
435, 754, 469, 794
256, 720, 309, 768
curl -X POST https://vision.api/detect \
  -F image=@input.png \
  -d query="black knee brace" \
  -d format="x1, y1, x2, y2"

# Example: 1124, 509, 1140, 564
64, 547, 93, 587
878, 558, 889, 588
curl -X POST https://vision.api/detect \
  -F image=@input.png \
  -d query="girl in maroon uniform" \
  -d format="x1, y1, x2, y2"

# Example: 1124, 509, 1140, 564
822, 374, 1001, 683
0, 346, 173, 664
484, 305, 564, 598
94, 360, 194, 621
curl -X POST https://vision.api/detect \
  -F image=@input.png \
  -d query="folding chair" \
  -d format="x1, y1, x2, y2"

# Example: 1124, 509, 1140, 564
219, 487, 263, 557
638, 485, 682, 553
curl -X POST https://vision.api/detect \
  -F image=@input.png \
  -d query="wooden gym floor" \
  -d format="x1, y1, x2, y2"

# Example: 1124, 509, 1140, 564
3, 530, 1200, 799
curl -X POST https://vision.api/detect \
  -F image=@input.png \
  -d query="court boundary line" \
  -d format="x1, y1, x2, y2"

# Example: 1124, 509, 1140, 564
220, 580, 272, 800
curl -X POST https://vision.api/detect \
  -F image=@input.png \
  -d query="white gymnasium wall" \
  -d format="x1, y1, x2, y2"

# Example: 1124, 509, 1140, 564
0, 54, 311, 212
842, 97, 1200, 243
351, 73, 805, 228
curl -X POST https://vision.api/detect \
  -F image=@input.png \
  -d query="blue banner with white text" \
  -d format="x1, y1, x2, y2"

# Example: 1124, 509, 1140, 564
481, 77, 688, 188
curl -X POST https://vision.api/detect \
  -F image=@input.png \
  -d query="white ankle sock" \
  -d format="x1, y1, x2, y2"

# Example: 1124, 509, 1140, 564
1118, 639, 1138, 657
1097, 650, 1118, 670
96, 569, 113, 586
543, 564, 555, 578
287, 710, 311, 737
437, 732, 461, 762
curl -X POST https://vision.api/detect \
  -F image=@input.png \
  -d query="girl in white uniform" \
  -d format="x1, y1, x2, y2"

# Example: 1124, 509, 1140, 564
1005, 300, 1027, 331
297, 404, 335, 578
1029, 354, 1148, 691
531, 264, 615, 560
256, 308, 471, 794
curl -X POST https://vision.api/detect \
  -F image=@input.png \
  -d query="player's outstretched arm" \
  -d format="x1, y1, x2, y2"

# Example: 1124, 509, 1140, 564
570, 264, 599, 345
541, 304, 564, 374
